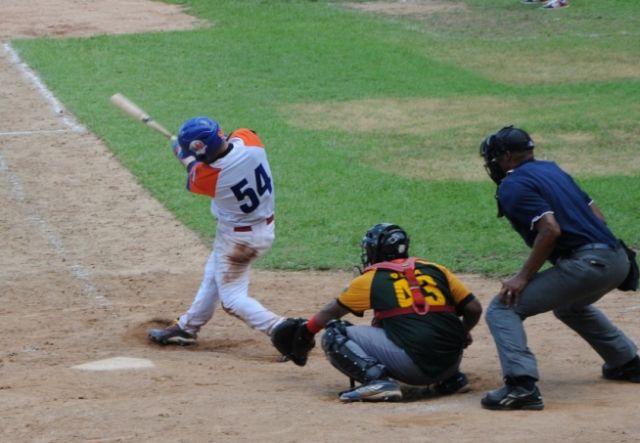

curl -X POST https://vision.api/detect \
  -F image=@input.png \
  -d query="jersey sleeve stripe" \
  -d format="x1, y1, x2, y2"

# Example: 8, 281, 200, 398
228, 128, 264, 148
187, 163, 221, 198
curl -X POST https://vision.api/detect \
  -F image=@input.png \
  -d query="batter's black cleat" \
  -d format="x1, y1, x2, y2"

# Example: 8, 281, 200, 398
602, 356, 640, 383
481, 384, 544, 411
434, 371, 470, 396
148, 322, 197, 346
339, 379, 402, 403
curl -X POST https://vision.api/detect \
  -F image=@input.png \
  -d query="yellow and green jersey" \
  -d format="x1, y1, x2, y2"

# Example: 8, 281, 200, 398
337, 258, 476, 377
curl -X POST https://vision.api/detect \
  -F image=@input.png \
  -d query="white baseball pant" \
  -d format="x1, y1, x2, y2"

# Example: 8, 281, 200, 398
178, 218, 282, 336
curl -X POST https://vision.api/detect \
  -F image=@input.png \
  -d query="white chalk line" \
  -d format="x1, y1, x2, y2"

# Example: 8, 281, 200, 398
0, 151, 112, 309
0, 129, 75, 137
1, 43, 111, 309
3, 42, 86, 133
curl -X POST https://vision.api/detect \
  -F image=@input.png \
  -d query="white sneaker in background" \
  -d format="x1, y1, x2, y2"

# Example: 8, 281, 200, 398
543, 0, 569, 9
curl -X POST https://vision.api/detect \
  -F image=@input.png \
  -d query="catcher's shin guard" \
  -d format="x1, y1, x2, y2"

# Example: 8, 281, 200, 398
321, 320, 387, 384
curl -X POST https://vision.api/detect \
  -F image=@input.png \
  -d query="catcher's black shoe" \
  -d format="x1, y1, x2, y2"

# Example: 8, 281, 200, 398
148, 322, 197, 346
339, 379, 402, 403
602, 356, 640, 383
481, 384, 544, 411
434, 371, 470, 396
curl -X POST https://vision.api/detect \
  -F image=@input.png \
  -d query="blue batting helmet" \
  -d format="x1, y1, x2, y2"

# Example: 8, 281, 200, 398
177, 116, 225, 163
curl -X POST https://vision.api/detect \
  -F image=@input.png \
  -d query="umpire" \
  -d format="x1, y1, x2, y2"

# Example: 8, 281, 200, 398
478, 126, 640, 411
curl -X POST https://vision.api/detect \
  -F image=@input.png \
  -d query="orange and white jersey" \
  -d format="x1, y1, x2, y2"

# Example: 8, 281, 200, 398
186, 129, 275, 225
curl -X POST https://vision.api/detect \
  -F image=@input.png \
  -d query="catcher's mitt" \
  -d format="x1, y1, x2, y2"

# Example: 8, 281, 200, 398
271, 317, 316, 367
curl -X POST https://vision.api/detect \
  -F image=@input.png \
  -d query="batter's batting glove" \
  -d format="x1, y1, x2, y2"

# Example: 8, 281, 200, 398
171, 139, 185, 159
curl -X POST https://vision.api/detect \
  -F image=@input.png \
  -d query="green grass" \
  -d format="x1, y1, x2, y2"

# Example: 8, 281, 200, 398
10, 0, 640, 275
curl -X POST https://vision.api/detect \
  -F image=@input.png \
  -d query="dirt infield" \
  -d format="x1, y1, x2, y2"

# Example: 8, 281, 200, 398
1, 1, 639, 442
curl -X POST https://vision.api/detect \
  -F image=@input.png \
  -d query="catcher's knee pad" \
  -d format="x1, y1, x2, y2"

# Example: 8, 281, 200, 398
321, 320, 387, 384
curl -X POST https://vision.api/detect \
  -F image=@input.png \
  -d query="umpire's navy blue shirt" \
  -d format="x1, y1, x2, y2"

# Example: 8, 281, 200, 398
497, 159, 617, 262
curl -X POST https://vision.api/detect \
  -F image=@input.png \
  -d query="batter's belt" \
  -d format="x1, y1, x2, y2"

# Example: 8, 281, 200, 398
233, 214, 274, 232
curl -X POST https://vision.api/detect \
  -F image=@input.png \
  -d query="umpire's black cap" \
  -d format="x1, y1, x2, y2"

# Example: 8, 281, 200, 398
497, 126, 535, 151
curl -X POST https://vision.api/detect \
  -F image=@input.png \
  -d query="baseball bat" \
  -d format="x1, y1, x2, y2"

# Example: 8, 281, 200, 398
110, 93, 176, 141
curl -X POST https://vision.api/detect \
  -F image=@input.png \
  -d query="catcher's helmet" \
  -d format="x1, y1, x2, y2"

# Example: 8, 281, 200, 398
361, 223, 410, 267
178, 116, 225, 163
480, 126, 534, 184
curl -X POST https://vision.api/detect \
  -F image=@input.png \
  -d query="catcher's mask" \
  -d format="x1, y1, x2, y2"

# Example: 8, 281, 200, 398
361, 223, 410, 268
178, 116, 225, 164
480, 126, 534, 185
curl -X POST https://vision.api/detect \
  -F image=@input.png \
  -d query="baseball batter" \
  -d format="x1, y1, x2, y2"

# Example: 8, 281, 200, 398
148, 116, 283, 345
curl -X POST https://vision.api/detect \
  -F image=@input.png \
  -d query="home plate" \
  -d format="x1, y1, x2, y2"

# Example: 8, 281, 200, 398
72, 357, 154, 371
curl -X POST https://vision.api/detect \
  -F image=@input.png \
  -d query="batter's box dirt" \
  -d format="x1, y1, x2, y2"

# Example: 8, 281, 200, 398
131, 319, 278, 361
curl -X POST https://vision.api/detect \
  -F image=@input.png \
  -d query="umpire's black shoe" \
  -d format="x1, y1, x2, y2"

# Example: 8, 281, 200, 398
481, 384, 544, 411
434, 371, 470, 396
149, 322, 197, 346
602, 356, 640, 383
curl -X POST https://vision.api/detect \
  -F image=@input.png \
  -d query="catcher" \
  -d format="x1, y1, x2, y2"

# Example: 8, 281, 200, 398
272, 223, 483, 402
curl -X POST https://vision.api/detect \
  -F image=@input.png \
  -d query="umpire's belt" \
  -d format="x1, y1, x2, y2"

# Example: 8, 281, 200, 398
572, 242, 618, 254
233, 214, 274, 232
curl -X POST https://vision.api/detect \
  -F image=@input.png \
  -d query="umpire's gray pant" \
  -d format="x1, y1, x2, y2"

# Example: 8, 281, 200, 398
486, 245, 637, 381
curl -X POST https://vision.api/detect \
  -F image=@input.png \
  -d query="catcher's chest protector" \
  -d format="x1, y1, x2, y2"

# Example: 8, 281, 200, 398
365, 258, 454, 321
